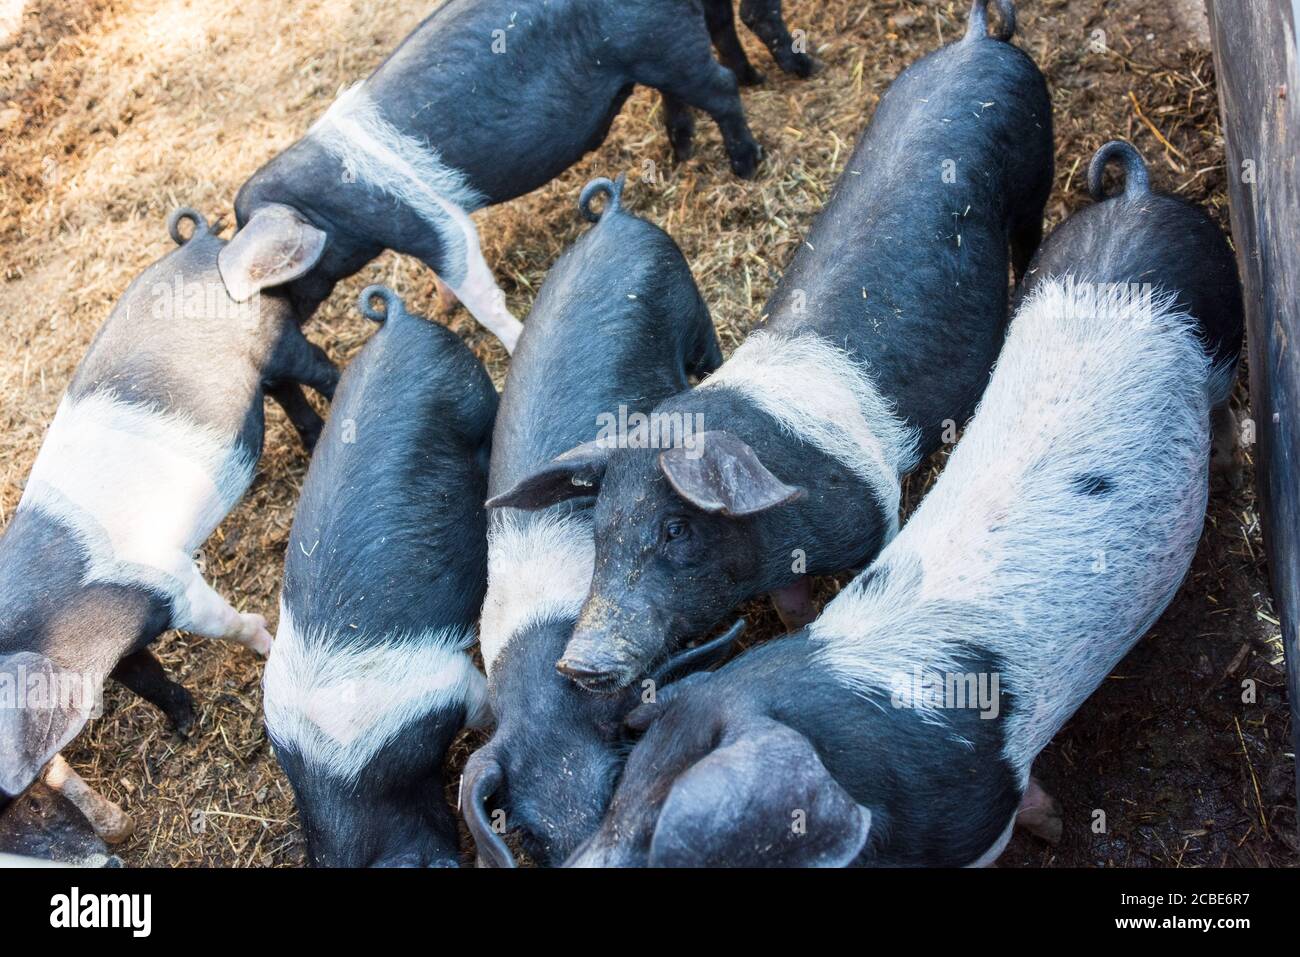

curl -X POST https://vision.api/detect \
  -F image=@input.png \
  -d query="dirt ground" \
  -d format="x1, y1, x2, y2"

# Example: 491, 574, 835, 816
1, 0, 1294, 867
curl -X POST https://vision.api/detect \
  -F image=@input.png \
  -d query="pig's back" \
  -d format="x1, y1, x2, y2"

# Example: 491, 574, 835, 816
364, 0, 632, 205
488, 210, 702, 497
762, 36, 1051, 438
1021, 193, 1244, 372
815, 275, 1214, 776
66, 232, 280, 454
284, 315, 496, 637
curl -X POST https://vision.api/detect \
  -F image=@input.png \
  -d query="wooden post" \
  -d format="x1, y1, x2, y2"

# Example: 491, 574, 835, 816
1205, 0, 1300, 828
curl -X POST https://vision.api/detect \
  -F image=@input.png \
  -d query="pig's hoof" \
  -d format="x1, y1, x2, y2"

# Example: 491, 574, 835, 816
239, 614, 273, 657
90, 803, 135, 847
167, 693, 197, 739
1016, 778, 1063, 845
780, 53, 821, 79
729, 141, 763, 180
737, 65, 766, 86
669, 129, 695, 163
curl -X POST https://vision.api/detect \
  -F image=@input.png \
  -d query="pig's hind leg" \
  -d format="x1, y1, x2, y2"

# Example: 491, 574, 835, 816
172, 559, 272, 657
739, 0, 817, 78
635, 28, 763, 179
1015, 775, 1062, 844
111, 649, 196, 737
1211, 403, 1245, 491
662, 93, 697, 163
702, 0, 764, 85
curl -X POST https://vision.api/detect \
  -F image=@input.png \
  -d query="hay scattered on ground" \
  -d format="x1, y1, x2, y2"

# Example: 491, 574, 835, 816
1, 0, 1293, 866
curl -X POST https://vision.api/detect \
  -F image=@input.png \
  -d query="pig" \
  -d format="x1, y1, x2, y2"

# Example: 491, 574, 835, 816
262, 286, 497, 868
226, 0, 768, 355
489, 0, 1054, 692
0, 207, 339, 838
565, 140, 1243, 867
462, 175, 727, 866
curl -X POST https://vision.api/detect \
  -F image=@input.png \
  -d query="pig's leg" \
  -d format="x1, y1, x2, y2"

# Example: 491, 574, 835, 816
426, 201, 522, 353
1015, 775, 1062, 844
111, 649, 196, 737
1211, 403, 1244, 491
702, 0, 764, 85
662, 93, 697, 163
1009, 215, 1043, 286
41, 754, 134, 846
434, 274, 461, 315
172, 560, 272, 656
739, 0, 817, 78
268, 323, 340, 401
770, 577, 816, 630
636, 39, 763, 179
267, 382, 325, 453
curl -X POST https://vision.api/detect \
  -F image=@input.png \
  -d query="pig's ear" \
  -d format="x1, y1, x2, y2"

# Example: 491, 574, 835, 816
623, 671, 713, 733
0, 653, 97, 797
485, 439, 612, 510
658, 431, 806, 517
648, 722, 873, 867
218, 203, 328, 302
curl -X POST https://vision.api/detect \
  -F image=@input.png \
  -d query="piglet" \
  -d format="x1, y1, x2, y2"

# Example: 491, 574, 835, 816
263, 286, 496, 868
491, 0, 1054, 692
227, 0, 767, 353
462, 176, 726, 866
566, 141, 1243, 867
0, 208, 338, 837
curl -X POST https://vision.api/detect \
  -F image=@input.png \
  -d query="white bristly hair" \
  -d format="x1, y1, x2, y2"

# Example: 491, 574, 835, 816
308, 83, 485, 286
812, 276, 1217, 774
478, 510, 595, 676
698, 330, 920, 539
263, 604, 488, 782
19, 390, 255, 609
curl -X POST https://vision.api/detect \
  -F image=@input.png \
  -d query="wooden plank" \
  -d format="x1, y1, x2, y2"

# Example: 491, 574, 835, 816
1205, 0, 1300, 826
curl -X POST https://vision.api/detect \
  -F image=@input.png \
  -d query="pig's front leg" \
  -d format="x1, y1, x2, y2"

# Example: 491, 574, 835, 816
267, 382, 325, 453
173, 559, 272, 656
770, 577, 817, 630
41, 754, 134, 846
268, 322, 340, 401
636, 40, 763, 179
433, 202, 522, 353
110, 649, 196, 737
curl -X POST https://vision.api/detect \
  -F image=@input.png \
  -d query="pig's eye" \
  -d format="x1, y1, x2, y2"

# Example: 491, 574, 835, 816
664, 518, 690, 541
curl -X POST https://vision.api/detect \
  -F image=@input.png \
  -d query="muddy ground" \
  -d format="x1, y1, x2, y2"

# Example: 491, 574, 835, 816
0, 0, 1294, 866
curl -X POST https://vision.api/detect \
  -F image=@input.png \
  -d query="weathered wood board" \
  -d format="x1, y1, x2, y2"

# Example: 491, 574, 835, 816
1205, 0, 1300, 824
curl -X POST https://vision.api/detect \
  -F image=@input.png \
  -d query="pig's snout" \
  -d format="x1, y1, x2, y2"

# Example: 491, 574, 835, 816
371, 850, 459, 868
559, 596, 667, 693
557, 625, 651, 694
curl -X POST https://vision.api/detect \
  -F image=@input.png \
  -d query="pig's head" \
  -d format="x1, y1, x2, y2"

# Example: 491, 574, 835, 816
487, 432, 805, 692
269, 704, 469, 868
263, 620, 488, 868
463, 619, 745, 867
565, 670, 874, 868
1, 506, 166, 800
